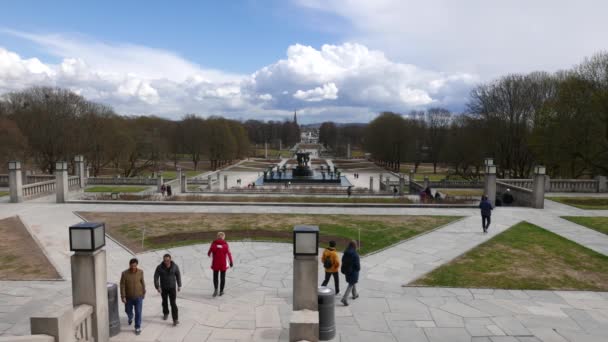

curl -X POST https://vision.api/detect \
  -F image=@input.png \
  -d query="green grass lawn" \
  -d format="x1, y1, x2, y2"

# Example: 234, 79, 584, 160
435, 189, 483, 197
548, 197, 608, 210
412, 221, 608, 291
78, 212, 460, 254
85, 186, 148, 193
0, 192, 8, 197
143, 170, 202, 179
562, 216, 608, 235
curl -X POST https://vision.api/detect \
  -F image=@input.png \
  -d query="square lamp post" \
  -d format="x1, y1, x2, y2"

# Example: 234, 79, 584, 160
8, 161, 21, 170
69, 222, 106, 252
56, 161, 68, 171
534, 165, 546, 175
74, 155, 84, 163
293, 225, 319, 256
486, 164, 496, 174
484, 158, 494, 166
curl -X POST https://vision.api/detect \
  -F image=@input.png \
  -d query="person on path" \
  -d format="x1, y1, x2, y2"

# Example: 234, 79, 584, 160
347, 186, 352, 197
340, 241, 360, 306
153, 254, 182, 326
120, 258, 146, 335
393, 186, 398, 197
160, 183, 166, 196
321, 241, 340, 295
207, 232, 234, 297
479, 195, 493, 233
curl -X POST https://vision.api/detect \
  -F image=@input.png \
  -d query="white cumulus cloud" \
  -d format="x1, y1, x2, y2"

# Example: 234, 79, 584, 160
293, 83, 339, 101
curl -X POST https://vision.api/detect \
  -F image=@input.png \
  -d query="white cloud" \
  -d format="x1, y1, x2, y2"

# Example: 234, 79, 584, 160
295, 0, 608, 79
293, 83, 338, 101
0, 31, 479, 121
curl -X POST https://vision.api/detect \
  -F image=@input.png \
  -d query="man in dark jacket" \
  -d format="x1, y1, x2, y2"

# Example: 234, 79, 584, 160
154, 254, 182, 325
340, 241, 361, 306
479, 195, 493, 233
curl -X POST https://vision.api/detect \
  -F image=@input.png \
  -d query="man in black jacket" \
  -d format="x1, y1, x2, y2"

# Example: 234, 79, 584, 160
154, 254, 182, 325
479, 195, 493, 233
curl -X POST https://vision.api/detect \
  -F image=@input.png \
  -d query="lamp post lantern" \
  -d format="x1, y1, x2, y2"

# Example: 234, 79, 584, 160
293, 225, 319, 256
534, 165, 546, 175
69, 222, 106, 252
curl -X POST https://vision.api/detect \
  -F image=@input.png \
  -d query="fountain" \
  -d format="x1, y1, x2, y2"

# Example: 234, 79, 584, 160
258, 151, 348, 186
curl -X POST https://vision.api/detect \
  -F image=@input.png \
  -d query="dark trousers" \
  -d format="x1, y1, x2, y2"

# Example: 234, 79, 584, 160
161, 287, 178, 321
213, 270, 226, 291
482, 215, 491, 231
321, 272, 340, 293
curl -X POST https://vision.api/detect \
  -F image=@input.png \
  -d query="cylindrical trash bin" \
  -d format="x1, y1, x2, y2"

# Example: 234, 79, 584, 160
318, 286, 336, 340
107, 282, 120, 337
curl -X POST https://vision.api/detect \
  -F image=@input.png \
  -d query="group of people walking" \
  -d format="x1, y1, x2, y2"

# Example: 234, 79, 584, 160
320, 240, 361, 306
119, 232, 233, 335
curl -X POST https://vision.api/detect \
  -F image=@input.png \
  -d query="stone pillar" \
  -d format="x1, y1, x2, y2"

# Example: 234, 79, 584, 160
30, 306, 74, 342
544, 175, 551, 193
157, 173, 164, 192
423, 176, 430, 190
532, 173, 545, 209
484, 172, 497, 207
595, 175, 606, 193
71, 249, 109, 342
86, 167, 90, 178
55, 161, 69, 203
207, 175, 212, 190
8, 161, 23, 203
347, 143, 351, 159
293, 255, 318, 311
181, 174, 187, 194
265, 142, 268, 159
369, 176, 374, 192
224, 175, 228, 191
399, 176, 404, 196
74, 155, 86, 188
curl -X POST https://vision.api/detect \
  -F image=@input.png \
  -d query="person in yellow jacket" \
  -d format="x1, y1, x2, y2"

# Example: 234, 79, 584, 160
320, 241, 340, 295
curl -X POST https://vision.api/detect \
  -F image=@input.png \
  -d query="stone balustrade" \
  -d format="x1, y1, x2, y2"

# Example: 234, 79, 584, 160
87, 177, 157, 185
68, 176, 81, 189
497, 181, 534, 207
73, 304, 94, 342
22, 180, 56, 199
0, 174, 9, 187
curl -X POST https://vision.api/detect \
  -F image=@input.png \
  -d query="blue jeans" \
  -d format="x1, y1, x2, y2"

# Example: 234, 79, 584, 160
125, 297, 143, 329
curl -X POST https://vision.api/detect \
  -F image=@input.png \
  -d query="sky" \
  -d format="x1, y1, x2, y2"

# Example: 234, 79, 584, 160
1, 0, 607, 123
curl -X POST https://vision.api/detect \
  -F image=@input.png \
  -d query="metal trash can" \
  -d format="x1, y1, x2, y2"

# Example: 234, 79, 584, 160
318, 286, 336, 340
166, 185, 172, 196
107, 282, 120, 337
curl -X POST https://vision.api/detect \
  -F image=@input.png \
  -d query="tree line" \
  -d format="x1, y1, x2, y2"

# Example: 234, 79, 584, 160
0, 87, 255, 176
325, 52, 608, 179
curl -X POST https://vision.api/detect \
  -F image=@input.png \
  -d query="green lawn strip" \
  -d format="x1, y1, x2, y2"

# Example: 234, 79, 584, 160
85, 186, 148, 193
78, 212, 459, 255
561, 216, 608, 235
412, 221, 608, 291
172, 195, 418, 204
548, 197, 608, 210
0, 192, 8, 197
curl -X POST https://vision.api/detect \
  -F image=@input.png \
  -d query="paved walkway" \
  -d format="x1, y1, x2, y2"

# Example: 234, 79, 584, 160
0, 199, 607, 341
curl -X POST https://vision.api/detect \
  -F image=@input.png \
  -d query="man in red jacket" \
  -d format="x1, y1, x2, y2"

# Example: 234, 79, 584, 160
207, 232, 234, 297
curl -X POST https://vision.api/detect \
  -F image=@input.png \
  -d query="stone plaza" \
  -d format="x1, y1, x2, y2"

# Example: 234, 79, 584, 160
1, 194, 607, 341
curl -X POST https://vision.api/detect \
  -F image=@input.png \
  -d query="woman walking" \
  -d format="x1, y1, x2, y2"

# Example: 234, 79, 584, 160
340, 240, 360, 306
207, 232, 234, 297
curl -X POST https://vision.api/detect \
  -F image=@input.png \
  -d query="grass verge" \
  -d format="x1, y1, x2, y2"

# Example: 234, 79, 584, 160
548, 197, 608, 210
562, 216, 608, 235
411, 221, 608, 291
77, 212, 459, 255
0, 216, 61, 280
0, 191, 8, 197
85, 186, 148, 193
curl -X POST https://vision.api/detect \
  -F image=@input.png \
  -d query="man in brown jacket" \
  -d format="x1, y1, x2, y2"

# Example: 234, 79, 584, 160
120, 258, 146, 335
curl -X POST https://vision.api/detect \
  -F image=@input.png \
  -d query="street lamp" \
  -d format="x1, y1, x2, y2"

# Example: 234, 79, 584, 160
56, 161, 68, 171
74, 155, 84, 163
69, 222, 106, 252
293, 225, 319, 256
486, 165, 496, 175
484, 158, 494, 166
8, 161, 21, 170
534, 165, 546, 175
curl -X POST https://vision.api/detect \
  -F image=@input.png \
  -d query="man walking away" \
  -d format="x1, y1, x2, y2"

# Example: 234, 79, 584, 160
479, 195, 493, 233
340, 241, 361, 306
120, 258, 146, 335
321, 241, 340, 295
154, 254, 182, 326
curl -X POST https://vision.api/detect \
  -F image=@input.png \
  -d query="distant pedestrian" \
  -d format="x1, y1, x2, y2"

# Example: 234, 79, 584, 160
479, 195, 493, 233
434, 192, 442, 201
347, 186, 352, 197
321, 241, 340, 295
340, 241, 360, 306
166, 185, 172, 197
207, 232, 234, 297
393, 186, 398, 197
154, 254, 182, 326
160, 183, 166, 196
424, 186, 432, 200
120, 258, 146, 335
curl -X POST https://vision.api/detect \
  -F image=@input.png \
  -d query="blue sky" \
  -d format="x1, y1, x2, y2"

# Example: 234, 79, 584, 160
1, 0, 607, 123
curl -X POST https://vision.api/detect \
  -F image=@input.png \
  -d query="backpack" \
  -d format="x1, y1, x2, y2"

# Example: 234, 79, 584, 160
323, 255, 333, 269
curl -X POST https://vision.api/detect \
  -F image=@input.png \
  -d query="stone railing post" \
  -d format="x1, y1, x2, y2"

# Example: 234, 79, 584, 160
207, 175, 212, 190
157, 173, 164, 192
30, 306, 74, 342
347, 143, 351, 159
399, 175, 404, 196
74, 155, 86, 188
8, 161, 23, 203
532, 166, 546, 209
71, 249, 109, 342
369, 176, 374, 192
55, 161, 69, 203
265, 142, 268, 159
544, 175, 551, 192
224, 175, 228, 191
596, 175, 607, 193
484, 165, 497, 207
